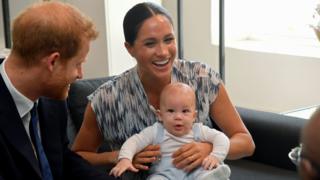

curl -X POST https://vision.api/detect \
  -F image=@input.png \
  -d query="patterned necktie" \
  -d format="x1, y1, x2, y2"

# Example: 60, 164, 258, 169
29, 103, 53, 180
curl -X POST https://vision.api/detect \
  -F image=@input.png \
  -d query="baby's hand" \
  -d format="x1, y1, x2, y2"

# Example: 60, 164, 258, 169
109, 158, 139, 177
201, 155, 220, 170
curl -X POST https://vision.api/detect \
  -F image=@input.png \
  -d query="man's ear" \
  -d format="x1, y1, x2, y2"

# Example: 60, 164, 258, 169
124, 42, 134, 57
45, 52, 60, 72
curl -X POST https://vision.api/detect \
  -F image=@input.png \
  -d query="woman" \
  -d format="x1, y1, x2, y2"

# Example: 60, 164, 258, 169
72, 2, 255, 179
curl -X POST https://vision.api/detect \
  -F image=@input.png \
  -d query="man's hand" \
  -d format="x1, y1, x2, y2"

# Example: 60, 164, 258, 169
109, 158, 138, 177
172, 142, 212, 172
132, 144, 161, 170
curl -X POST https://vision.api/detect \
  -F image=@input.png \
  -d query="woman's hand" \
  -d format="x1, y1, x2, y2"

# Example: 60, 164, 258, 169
132, 144, 161, 170
172, 142, 212, 172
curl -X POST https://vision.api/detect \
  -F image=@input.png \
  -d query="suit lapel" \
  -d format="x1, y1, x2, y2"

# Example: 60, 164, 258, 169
37, 99, 59, 162
37, 98, 66, 177
0, 73, 42, 177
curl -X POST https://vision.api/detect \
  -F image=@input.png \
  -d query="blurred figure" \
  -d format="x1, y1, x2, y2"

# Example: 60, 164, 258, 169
299, 108, 320, 180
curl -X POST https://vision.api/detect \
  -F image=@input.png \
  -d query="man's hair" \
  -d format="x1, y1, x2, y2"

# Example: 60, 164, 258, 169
11, 1, 98, 63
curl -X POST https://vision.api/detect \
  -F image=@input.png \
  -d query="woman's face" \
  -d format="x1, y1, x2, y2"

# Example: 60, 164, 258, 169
126, 15, 177, 80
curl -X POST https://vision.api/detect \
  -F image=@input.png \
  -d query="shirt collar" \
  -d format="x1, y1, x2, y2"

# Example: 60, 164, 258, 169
0, 59, 34, 118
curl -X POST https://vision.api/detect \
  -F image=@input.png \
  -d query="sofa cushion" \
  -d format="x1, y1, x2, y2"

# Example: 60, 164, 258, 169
67, 77, 113, 131
236, 107, 306, 171
227, 159, 298, 180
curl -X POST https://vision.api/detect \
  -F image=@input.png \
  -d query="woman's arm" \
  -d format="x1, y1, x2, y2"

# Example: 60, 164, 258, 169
210, 83, 255, 160
72, 104, 118, 166
172, 83, 255, 171
72, 104, 161, 169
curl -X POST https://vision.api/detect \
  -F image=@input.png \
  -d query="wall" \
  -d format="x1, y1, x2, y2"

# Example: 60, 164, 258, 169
66, 0, 109, 78
226, 48, 320, 112
0, 1, 5, 49
169, 0, 320, 112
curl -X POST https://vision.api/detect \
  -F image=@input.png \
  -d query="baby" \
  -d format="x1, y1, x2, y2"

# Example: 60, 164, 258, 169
110, 82, 231, 180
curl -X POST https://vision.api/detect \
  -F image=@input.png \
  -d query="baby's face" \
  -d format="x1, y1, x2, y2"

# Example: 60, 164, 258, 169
158, 87, 196, 137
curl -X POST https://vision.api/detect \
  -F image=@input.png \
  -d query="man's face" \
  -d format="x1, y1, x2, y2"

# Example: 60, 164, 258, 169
44, 39, 90, 100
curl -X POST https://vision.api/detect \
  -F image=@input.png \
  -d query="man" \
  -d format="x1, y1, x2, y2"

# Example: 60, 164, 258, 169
0, 2, 116, 180
299, 108, 320, 180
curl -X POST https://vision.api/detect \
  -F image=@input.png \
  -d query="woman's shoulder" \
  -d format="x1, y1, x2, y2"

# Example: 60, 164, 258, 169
89, 67, 138, 97
174, 58, 206, 66
97, 67, 137, 90
173, 59, 219, 78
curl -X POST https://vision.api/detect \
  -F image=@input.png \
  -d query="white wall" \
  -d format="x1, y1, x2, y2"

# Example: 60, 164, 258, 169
179, 0, 219, 69
66, 0, 109, 78
226, 48, 320, 113
168, 0, 320, 113
0, 1, 5, 49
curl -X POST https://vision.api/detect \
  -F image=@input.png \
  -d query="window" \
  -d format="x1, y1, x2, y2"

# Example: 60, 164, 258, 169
211, 0, 320, 58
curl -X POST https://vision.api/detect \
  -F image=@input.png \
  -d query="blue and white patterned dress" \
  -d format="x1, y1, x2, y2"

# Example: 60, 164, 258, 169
89, 59, 222, 152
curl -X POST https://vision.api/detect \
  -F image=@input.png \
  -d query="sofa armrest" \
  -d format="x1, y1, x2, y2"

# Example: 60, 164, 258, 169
236, 107, 306, 171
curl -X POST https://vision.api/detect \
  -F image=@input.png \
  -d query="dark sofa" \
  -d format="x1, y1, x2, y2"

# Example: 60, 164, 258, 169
66, 77, 306, 180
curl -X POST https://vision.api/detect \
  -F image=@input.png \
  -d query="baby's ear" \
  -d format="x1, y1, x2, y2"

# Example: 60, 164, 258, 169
193, 110, 198, 119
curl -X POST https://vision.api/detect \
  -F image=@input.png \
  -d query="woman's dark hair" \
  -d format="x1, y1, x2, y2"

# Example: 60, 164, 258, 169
123, 2, 173, 45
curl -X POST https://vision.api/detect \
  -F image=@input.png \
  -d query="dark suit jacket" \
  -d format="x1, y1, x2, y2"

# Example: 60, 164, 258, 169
0, 59, 115, 180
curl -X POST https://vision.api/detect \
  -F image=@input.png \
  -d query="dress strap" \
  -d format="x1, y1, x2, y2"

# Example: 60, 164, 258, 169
192, 123, 202, 142
153, 122, 164, 145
